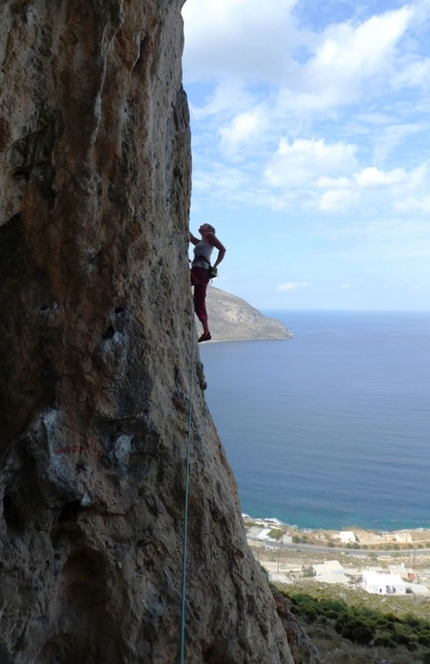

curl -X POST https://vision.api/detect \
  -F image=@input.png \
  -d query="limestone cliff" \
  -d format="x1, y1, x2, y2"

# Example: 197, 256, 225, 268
0, 2, 300, 662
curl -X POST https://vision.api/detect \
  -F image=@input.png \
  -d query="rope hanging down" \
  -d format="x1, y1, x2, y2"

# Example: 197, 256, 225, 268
179, 322, 196, 664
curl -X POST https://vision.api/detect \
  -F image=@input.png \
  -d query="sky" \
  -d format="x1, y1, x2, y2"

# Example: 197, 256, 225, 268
181, 0, 430, 311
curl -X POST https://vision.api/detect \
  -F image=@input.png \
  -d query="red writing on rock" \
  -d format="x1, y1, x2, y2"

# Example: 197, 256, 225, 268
57, 446, 85, 455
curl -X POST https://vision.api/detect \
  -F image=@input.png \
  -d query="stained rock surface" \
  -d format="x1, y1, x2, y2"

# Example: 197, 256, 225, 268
0, 2, 298, 662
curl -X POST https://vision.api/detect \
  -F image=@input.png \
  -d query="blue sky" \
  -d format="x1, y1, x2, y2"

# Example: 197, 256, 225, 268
182, 0, 430, 311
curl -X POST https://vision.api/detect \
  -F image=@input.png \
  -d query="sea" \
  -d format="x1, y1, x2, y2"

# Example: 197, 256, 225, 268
199, 310, 430, 533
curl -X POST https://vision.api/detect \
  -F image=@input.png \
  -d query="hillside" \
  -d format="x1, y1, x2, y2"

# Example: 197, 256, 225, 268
204, 286, 293, 341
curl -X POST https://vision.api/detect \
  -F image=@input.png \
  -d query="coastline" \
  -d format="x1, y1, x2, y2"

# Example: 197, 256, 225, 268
243, 513, 430, 532
243, 514, 430, 551
239, 508, 430, 534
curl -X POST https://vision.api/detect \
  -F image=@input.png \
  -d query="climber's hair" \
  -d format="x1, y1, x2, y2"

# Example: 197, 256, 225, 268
205, 224, 215, 234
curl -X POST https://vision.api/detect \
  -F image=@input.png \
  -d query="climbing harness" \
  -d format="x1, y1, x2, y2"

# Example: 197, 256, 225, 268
190, 257, 218, 282
179, 322, 196, 663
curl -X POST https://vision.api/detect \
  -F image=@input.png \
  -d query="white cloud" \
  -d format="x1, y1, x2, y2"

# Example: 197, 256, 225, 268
315, 163, 430, 214
318, 189, 359, 211
311, 8, 413, 75
372, 121, 430, 163
184, 1, 417, 102
265, 138, 358, 188
392, 58, 430, 89
191, 142, 430, 217
316, 176, 351, 188
220, 108, 266, 152
183, 1, 430, 309
270, 7, 416, 114
355, 166, 406, 186
277, 281, 309, 292
313, 216, 430, 261
189, 79, 259, 121
395, 196, 430, 212
184, 0, 430, 184
182, 0, 299, 83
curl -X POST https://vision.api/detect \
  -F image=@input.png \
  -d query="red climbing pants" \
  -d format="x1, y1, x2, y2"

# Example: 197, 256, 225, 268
191, 267, 210, 323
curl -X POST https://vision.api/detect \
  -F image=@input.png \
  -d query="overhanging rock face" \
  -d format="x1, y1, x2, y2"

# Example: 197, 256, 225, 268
0, 2, 294, 662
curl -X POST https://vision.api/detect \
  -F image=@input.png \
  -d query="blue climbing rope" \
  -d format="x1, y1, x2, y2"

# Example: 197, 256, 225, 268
179, 322, 196, 663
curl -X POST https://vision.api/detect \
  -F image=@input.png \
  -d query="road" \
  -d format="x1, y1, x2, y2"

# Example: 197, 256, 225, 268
247, 536, 430, 558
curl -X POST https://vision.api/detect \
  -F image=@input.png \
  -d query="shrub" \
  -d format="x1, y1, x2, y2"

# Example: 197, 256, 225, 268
303, 606, 318, 622
268, 528, 283, 540
323, 599, 346, 613
407, 635, 418, 650
334, 614, 349, 633
306, 625, 333, 641
392, 622, 413, 646
373, 632, 396, 648
403, 613, 421, 628
303, 566, 315, 578
341, 619, 374, 645
385, 613, 401, 625
418, 632, 430, 647
322, 609, 340, 620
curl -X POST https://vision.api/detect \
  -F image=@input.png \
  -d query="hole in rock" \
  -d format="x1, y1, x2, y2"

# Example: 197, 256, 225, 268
34, 637, 68, 664
102, 326, 115, 339
45, 550, 122, 662
2, 494, 24, 532
0, 643, 12, 664
58, 550, 107, 614
57, 500, 82, 523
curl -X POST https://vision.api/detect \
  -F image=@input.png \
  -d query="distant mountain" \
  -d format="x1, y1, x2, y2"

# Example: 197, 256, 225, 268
200, 286, 293, 342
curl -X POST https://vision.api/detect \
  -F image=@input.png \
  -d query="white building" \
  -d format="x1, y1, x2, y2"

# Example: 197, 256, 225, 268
312, 560, 350, 586
339, 531, 357, 544
361, 570, 406, 595
394, 532, 412, 543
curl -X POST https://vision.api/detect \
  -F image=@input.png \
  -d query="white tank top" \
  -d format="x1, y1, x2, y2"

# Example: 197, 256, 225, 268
193, 240, 213, 268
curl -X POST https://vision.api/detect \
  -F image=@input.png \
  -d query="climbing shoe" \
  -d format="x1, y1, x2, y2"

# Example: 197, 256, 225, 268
198, 333, 211, 343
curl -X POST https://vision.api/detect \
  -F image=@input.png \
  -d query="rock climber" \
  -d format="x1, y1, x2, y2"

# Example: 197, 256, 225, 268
190, 223, 226, 342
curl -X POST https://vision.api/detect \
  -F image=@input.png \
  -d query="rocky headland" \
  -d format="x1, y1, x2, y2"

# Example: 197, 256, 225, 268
205, 286, 292, 342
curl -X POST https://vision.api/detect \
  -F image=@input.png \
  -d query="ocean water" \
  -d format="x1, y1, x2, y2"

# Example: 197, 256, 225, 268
199, 311, 430, 532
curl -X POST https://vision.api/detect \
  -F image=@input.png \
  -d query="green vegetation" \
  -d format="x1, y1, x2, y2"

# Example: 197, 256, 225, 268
292, 534, 310, 544
280, 586, 430, 662
268, 528, 283, 540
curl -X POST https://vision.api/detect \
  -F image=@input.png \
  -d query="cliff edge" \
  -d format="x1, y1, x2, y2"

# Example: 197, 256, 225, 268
0, 2, 306, 662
